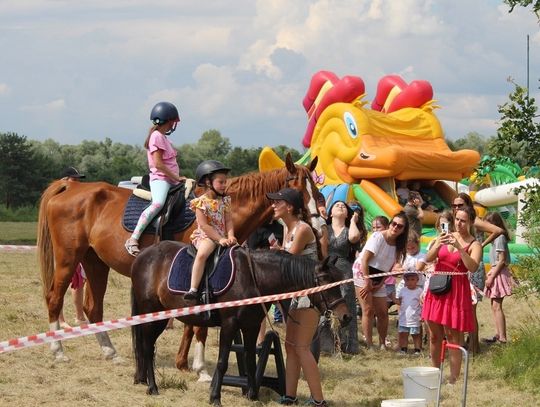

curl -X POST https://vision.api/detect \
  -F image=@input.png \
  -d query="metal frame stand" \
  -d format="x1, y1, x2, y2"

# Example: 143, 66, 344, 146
436, 340, 469, 407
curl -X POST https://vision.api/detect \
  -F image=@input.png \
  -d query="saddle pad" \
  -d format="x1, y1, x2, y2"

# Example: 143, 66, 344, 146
122, 193, 195, 234
167, 246, 236, 296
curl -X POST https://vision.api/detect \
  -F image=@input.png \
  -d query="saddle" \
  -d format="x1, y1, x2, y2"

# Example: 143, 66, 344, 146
122, 175, 196, 240
167, 245, 237, 303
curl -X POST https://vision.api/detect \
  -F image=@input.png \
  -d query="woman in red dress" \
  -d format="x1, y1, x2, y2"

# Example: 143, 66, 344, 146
422, 206, 482, 384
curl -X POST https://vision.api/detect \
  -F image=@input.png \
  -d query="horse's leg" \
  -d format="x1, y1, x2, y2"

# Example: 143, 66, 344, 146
209, 319, 238, 407
175, 323, 194, 371
83, 254, 121, 362
47, 268, 73, 362
143, 319, 169, 395
241, 324, 260, 400
193, 326, 211, 382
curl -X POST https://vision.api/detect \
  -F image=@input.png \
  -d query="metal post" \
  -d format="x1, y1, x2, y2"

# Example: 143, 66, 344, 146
436, 340, 469, 407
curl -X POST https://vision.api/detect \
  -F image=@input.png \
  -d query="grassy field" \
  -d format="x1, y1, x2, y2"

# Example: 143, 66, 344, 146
1, 251, 539, 406
0, 222, 37, 245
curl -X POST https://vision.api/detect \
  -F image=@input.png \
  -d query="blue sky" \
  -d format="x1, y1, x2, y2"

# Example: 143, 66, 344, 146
1, 0, 539, 150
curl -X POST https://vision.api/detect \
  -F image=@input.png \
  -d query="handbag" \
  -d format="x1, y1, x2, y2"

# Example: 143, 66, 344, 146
429, 274, 452, 295
368, 266, 386, 285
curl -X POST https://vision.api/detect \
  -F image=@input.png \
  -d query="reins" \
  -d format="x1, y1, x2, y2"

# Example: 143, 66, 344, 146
245, 250, 279, 335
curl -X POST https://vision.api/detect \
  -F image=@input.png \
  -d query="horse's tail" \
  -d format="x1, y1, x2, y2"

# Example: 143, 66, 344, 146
37, 180, 68, 300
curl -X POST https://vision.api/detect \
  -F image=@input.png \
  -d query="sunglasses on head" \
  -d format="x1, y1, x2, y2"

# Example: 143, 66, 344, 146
390, 221, 405, 230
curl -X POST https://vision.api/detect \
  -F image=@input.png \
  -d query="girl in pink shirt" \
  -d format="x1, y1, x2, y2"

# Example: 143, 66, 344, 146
125, 101, 186, 256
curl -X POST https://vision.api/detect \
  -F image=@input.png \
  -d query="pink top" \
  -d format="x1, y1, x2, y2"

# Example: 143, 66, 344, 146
147, 130, 180, 184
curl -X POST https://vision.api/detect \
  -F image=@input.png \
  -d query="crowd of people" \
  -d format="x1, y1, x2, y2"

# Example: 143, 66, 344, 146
60, 101, 514, 405
255, 190, 515, 395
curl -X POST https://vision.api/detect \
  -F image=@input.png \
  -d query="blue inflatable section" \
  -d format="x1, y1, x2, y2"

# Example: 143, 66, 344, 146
320, 184, 350, 208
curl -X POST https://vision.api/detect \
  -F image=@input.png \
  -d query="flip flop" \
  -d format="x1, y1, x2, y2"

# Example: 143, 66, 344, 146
125, 239, 140, 257
482, 336, 499, 344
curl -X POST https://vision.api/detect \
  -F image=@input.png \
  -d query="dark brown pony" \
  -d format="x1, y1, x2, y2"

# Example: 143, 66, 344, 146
37, 155, 319, 367
131, 244, 351, 406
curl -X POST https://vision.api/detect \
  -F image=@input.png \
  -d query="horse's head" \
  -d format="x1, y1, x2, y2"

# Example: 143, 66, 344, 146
310, 256, 352, 328
283, 153, 320, 220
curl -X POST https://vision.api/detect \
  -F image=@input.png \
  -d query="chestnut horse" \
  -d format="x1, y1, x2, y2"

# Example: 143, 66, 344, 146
37, 155, 319, 371
131, 244, 351, 405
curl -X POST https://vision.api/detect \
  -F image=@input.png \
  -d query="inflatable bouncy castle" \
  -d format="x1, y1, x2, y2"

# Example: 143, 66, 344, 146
260, 71, 481, 227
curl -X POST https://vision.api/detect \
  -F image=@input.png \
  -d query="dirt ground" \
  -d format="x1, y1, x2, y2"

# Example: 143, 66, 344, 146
1, 251, 539, 406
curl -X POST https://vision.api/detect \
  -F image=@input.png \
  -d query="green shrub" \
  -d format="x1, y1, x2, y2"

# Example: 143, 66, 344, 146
492, 322, 540, 393
0, 204, 38, 221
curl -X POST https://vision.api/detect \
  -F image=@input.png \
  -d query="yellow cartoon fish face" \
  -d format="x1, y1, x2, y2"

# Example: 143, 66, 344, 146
310, 101, 480, 185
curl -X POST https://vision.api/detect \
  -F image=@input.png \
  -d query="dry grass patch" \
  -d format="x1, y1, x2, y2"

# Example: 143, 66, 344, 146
1, 251, 539, 406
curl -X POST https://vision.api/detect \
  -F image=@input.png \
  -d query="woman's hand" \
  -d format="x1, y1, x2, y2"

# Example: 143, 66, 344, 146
352, 212, 359, 223
445, 234, 462, 250
358, 287, 369, 300
363, 277, 373, 291
485, 273, 494, 289
226, 236, 238, 246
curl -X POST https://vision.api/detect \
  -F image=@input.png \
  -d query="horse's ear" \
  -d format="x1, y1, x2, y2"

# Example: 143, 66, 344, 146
285, 153, 297, 175
308, 156, 318, 172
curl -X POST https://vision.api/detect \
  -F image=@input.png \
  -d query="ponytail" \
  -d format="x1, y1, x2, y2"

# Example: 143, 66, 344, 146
144, 125, 159, 149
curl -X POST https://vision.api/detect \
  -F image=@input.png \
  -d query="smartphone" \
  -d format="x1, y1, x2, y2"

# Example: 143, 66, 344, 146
268, 233, 278, 247
440, 222, 449, 234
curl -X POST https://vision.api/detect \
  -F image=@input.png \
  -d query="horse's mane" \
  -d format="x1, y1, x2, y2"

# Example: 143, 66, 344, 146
226, 165, 310, 201
259, 250, 317, 288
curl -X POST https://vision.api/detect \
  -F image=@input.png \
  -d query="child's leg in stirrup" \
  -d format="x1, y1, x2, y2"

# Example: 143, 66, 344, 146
185, 239, 216, 300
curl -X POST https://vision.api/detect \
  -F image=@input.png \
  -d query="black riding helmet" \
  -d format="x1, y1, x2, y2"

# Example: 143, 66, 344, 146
150, 102, 180, 125
195, 160, 231, 187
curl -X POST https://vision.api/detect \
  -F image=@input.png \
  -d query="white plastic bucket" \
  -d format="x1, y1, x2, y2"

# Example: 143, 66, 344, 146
381, 399, 427, 407
402, 366, 440, 402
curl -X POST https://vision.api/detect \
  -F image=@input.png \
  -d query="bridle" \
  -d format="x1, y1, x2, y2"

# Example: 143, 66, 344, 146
284, 171, 320, 219
314, 271, 345, 318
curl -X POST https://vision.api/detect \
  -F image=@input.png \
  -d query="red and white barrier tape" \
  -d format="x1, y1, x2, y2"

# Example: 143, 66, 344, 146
0, 279, 348, 354
0, 268, 466, 355
0, 245, 36, 252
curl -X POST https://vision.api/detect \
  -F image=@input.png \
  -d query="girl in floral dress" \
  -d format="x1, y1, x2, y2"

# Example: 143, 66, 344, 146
184, 160, 237, 301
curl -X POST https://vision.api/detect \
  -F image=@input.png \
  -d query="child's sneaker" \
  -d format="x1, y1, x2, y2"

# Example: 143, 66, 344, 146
305, 397, 328, 406
278, 395, 298, 405
398, 347, 408, 356
413, 348, 422, 356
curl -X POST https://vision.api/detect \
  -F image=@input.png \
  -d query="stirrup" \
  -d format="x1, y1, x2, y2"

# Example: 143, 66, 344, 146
125, 239, 140, 257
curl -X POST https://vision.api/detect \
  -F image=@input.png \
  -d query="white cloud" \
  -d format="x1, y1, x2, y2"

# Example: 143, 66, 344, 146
0, 0, 538, 149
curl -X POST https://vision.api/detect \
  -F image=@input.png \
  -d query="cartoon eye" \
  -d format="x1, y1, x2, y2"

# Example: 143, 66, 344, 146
343, 112, 358, 139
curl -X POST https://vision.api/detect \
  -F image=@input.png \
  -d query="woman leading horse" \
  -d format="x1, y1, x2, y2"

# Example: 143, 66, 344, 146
37, 154, 319, 368
131, 243, 351, 406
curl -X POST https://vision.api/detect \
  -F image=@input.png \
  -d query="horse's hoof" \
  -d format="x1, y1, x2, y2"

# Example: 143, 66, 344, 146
176, 362, 189, 371
102, 346, 117, 360
146, 387, 159, 395
210, 399, 222, 407
54, 354, 70, 363
133, 378, 148, 385
111, 355, 125, 365
247, 391, 259, 401
197, 370, 212, 383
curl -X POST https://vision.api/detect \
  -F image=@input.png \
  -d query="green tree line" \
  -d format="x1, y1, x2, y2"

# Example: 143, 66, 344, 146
0, 129, 301, 210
